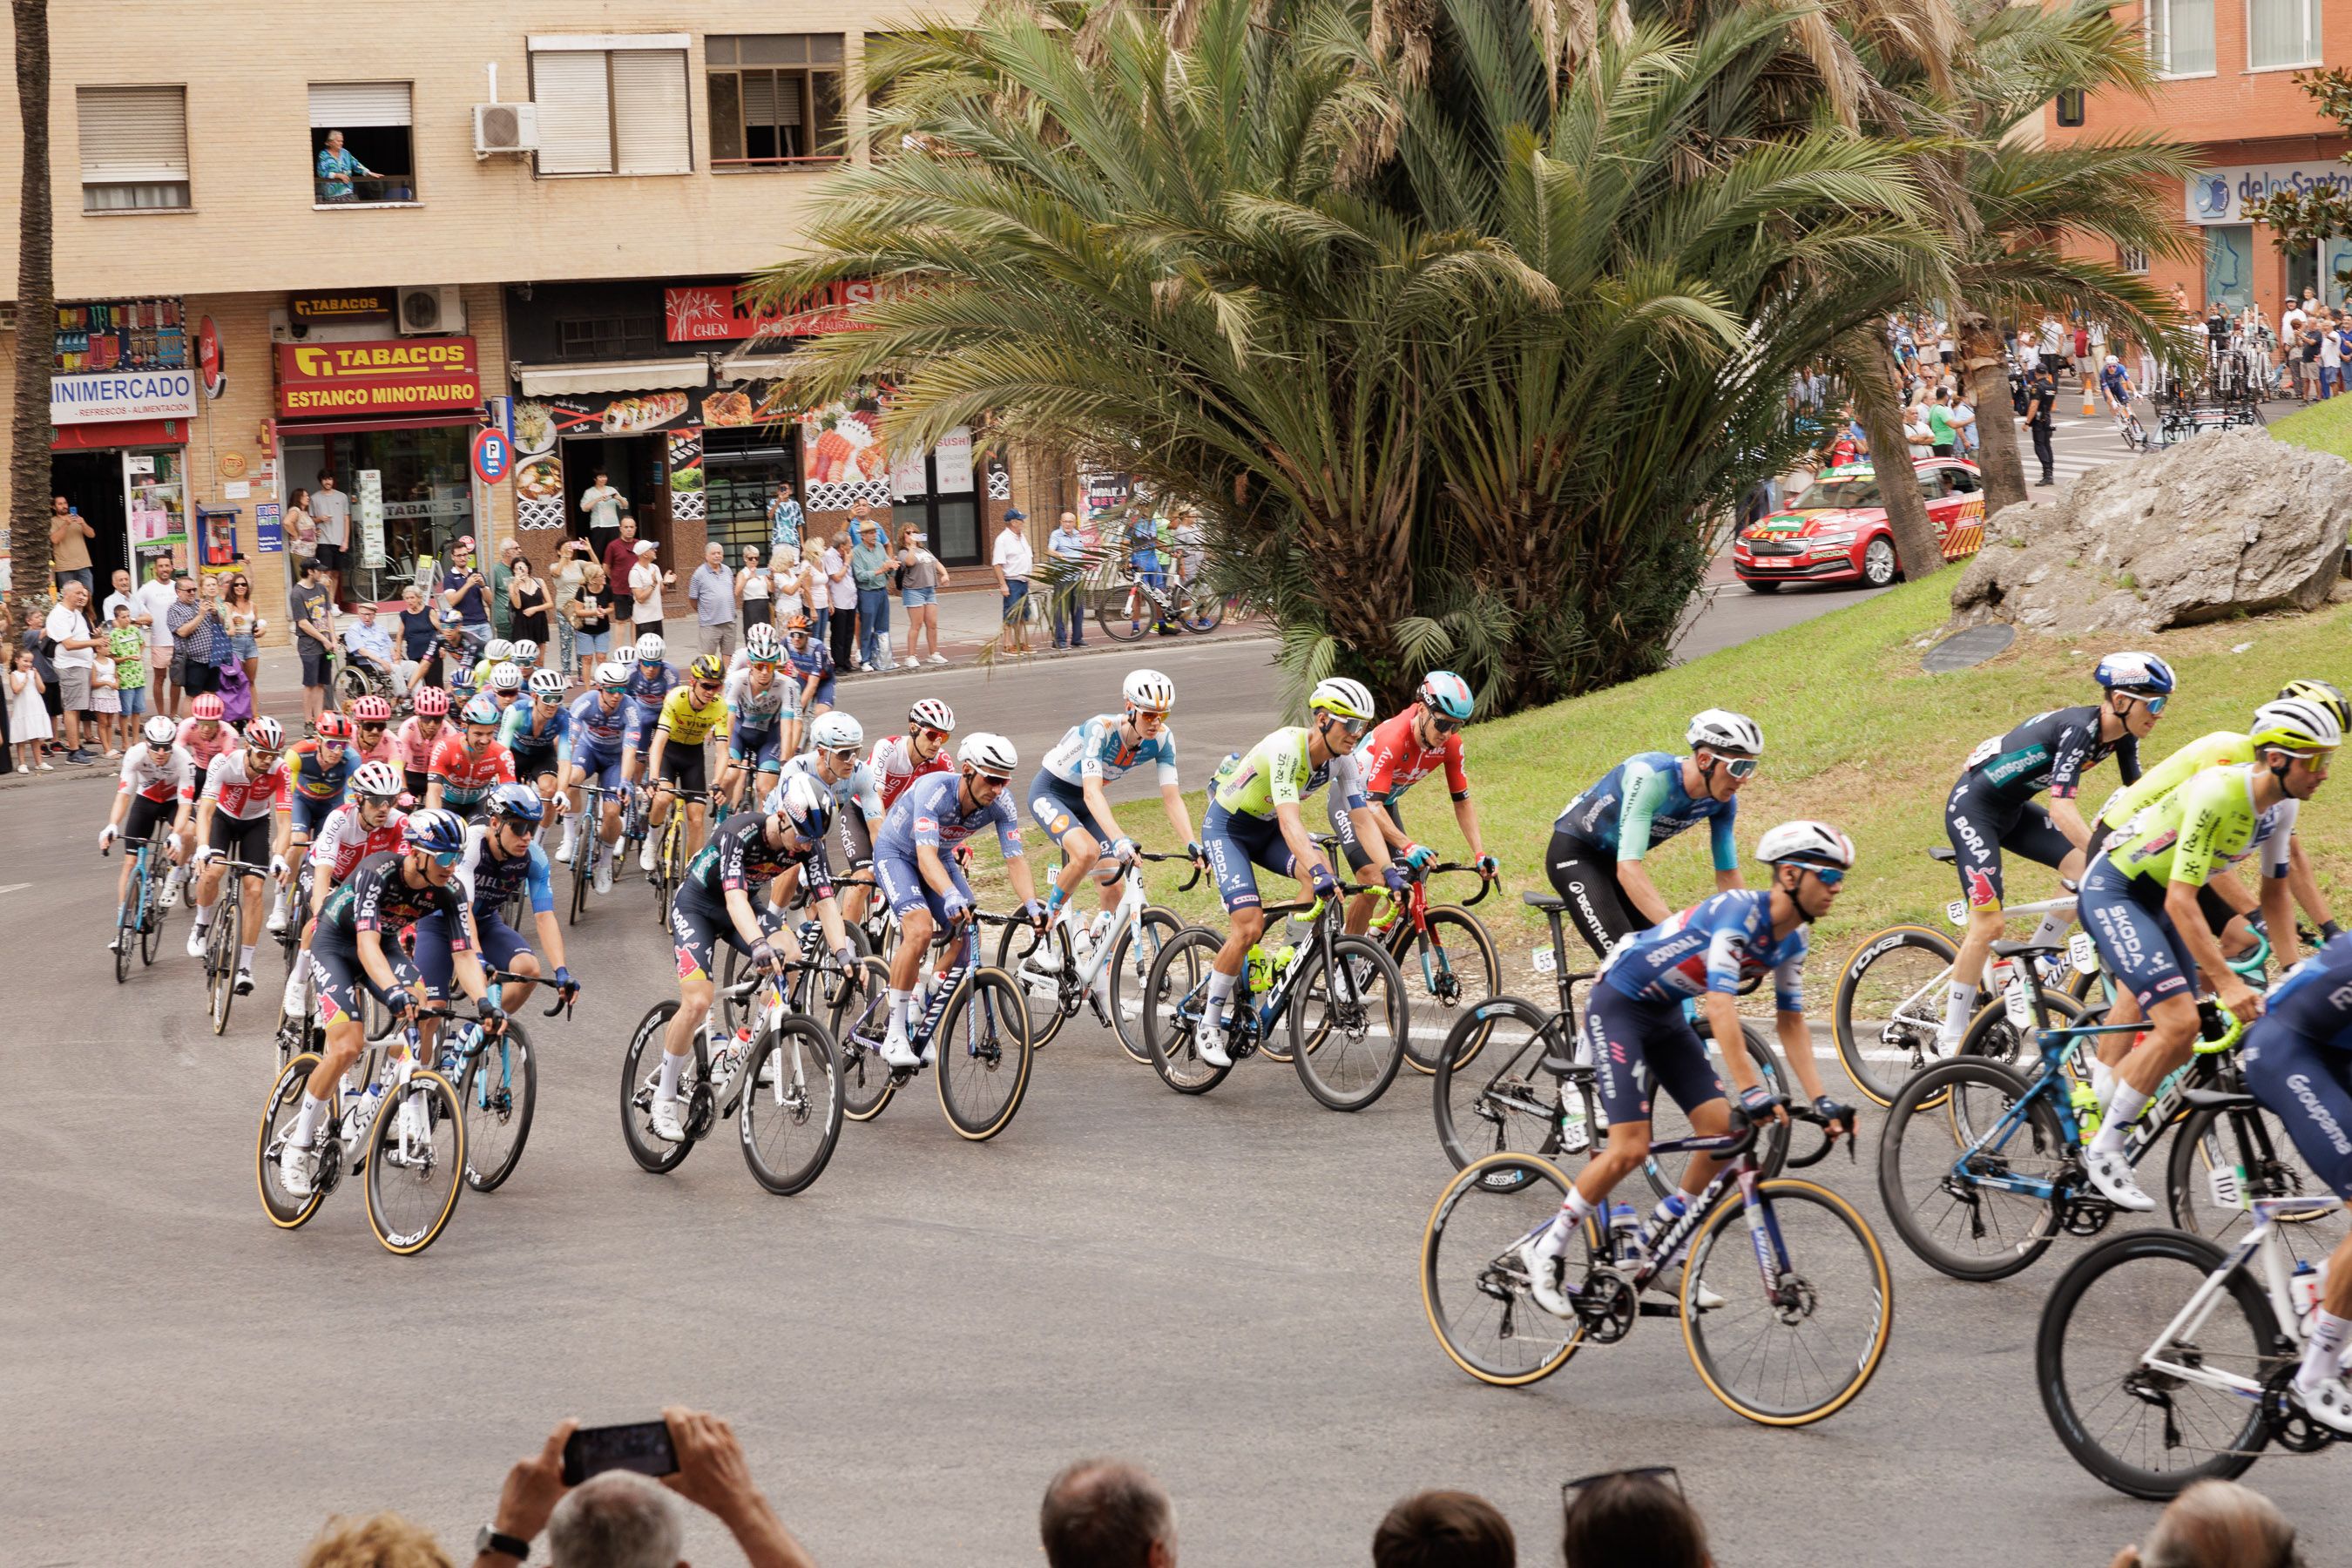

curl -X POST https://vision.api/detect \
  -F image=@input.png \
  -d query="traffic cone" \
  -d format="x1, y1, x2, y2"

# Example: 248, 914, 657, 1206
2081, 375, 2097, 416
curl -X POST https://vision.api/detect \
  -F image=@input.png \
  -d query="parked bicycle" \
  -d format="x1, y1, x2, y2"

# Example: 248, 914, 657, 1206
1095, 568, 1220, 643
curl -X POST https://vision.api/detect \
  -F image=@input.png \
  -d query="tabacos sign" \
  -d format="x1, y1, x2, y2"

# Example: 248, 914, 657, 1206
51, 368, 199, 425
664, 280, 883, 342
275, 336, 481, 416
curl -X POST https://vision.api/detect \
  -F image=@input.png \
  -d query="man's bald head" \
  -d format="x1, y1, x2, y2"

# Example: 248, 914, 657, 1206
1040, 1458, 1176, 1568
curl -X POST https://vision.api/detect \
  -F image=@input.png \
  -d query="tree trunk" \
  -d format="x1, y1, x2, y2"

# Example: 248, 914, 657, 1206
1848, 333, 1945, 581
1957, 303, 2026, 518
10, 0, 54, 601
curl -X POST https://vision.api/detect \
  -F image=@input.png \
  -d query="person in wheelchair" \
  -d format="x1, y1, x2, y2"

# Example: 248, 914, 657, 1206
338, 600, 403, 699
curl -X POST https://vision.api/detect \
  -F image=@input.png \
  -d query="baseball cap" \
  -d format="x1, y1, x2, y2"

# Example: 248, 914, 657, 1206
633, 540, 658, 555
1004, 509, 1026, 521
455, 534, 476, 549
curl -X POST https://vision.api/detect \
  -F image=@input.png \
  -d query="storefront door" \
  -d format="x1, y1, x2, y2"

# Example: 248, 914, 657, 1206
50, 449, 131, 588
558, 433, 666, 551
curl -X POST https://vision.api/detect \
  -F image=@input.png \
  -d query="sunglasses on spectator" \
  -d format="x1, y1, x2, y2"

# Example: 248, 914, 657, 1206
1562, 1468, 1682, 1512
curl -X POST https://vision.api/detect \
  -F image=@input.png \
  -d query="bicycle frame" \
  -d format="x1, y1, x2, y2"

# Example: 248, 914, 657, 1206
2133, 1195, 2342, 1400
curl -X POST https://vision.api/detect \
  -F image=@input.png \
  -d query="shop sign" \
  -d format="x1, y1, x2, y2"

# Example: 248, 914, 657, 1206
935, 426, 974, 495
275, 336, 482, 416
198, 316, 225, 399
289, 290, 393, 322
255, 503, 283, 553
50, 368, 199, 425
663, 280, 882, 342
2186, 161, 2352, 226
667, 429, 705, 523
357, 470, 387, 569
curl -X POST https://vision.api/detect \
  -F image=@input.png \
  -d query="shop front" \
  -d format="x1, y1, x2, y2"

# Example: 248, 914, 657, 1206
46, 308, 201, 591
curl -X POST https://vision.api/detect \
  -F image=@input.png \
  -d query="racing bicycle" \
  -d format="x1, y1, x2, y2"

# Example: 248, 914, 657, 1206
103, 827, 175, 983
645, 786, 711, 928
199, 855, 273, 1036
1361, 856, 1500, 1074
1095, 568, 1221, 643
431, 968, 576, 1193
997, 848, 1198, 1060
827, 910, 1036, 1140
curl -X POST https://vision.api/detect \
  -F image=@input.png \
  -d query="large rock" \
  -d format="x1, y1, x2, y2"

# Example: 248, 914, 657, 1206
1946, 427, 2352, 637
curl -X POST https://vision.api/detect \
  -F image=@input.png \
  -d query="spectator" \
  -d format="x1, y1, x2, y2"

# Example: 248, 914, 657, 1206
551, 537, 592, 676
508, 552, 551, 662
132, 557, 180, 718
1560, 1469, 1707, 1568
848, 507, 894, 671
600, 512, 645, 599
2110, 1478, 2303, 1568
570, 563, 618, 680
767, 481, 804, 559
222, 571, 264, 693
1040, 1458, 1177, 1568
287, 485, 320, 578
301, 1511, 450, 1568
440, 535, 494, 652
8, 641, 47, 771
100, 565, 136, 624
88, 602, 132, 754
581, 470, 629, 565
897, 523, 950, 665
314, 128, 375, 203
1924, 389, 1957, 457
1372, 1491, 1516, 1568
629, 540, 672, 632
342, 600, 401, 696
739, 543, 774, 639
2321, 314, 2342, 401
992, 509, 1035, 656
490, 538, 522, 642
290, 558, 338, 726
396, 583, 438, 679
688, 540, 739, 660
1950, 390, 1977, 458
311, 473, 350, 608
49, 495, 96, 595
105, 598, 147, 728
822, 532, 857, 672
1046, 510, 1088, 650
166, 567, 230, 705
1172, 508, 1206, 585
797, 538, 828, 650
773, 542, 810, 630
44, 578, 101, 763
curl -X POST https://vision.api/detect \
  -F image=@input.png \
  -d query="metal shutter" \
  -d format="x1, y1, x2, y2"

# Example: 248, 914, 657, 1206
308, 82, 412, 127
612, 50, 690, 174
532, 51, 612, 174
741, 71, 775, 127
77, 85, 188, 183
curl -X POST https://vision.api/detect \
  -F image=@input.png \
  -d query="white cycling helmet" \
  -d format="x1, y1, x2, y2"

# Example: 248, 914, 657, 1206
2250, 697, 2343, 755
958, 731, 1018, 778
811, 712, 865, 751
1687, 708, 1764, 756
1123, 668, 1176, 715
1307, 677, 1377, 721
635, 632, 666, 664
351, 760, 404, 801
489, 663, 524, 693
594, 659, 628, 687
771, 769, 834, 840
510, 639, 540, 665
909, 697, 956, 732
142, 714, 178, 747
1755, 820, 1856, 872
480, 638, 515, 666
614, 645, 639, 668
529, 668, 568, 698
2105, 354, 2119, 367
744, 623, 781, 659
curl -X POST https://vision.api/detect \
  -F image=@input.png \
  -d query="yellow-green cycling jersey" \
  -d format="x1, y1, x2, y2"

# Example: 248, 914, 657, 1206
2103, 763, 2296, 889
1209, 727, 1369, 820
654, 684, 731, 747
2095, 730, 2250, 832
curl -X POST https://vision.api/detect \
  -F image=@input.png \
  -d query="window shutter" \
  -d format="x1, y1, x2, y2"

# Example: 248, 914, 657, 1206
741, 71, 776, 128
776, 75, 801, 128
612, 50, 690, 174
308, 82, 412, 127
78, 86, 189, 184
532, 51, 612, 174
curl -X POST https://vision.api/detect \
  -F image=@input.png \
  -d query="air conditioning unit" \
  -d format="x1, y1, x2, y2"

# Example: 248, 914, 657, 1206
473, 101, 539, 156
396, 286, 467, 336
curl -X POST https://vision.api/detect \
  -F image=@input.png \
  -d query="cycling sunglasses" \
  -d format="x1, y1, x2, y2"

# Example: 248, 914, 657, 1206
916, 726, 950, 742
599, 683, 630, 695
1798, 864, 1847, 887
823, 746, 862, 767
1720, 755, 1760, 780
692, 679, 723, 694
422, 848, 464, 868
971, 770, 1011, 787
1428, 714, 1463, 734
2121, 691, 2168, 714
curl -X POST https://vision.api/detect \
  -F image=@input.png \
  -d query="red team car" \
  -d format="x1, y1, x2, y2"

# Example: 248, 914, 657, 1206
1733, 457, 1989, 591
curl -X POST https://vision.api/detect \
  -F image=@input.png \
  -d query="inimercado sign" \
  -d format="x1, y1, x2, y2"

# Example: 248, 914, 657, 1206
2186, 160, 2352, 226
50, 368, 200, 426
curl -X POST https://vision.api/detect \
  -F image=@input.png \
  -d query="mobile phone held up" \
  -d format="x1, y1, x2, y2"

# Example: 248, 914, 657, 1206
562, 1420, 680, 1486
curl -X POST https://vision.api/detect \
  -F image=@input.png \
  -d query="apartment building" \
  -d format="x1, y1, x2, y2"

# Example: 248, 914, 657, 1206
2045, 0, 2342, 328
0, 3, 1059, 642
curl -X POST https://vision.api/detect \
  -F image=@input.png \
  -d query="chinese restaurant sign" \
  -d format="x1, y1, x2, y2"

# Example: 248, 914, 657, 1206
664, 280, 882, 342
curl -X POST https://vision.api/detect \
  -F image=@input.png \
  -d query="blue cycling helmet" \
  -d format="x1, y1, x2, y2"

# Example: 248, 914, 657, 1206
2095, 651, 2176, 695
403, 808, 468, 859
462, 693, 503, 727
772, 769, 835, 841
1419, 671, 1474, 721
437, 607, 466, 628
487, 781, 544, 825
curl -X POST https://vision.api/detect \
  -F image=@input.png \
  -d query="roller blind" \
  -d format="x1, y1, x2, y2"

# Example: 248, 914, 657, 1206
612, 50, 690, 174
308, 82, 412, 127
78, 86, 188, 183
2248, 0, 2315, 69
531, 51, 612, 174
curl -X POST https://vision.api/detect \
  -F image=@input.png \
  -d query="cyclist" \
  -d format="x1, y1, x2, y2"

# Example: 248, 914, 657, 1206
648, 772, 855, 1142
274, 808, 501, 1199
2240, 936, 2352, 1432
1193, 678, 1389, 1069
394, 686, 451, 801
1935, 652, 2170, 1057
620, 631, 679, 787
413, 782, 576, 1022
98, 713, 195, 950
781, 614, 836, 740
1340, 671, 1497, 936
1545, 710, 1761, 962
639, 652, 730, 874
273, 713, 358, 933
501, 667, 574, 823
2075, 697, 2337, 1212
1518, 821, 1859, 1319
167, 693, 241, 907
718, 625, 795, 809
772, 713, 887, 924
868, 732, 1046, 1068
347, 693, 398, 770
279, 760, 407, 1025
482, 659, 526, 727
186, 714, 293, 997
416, 609, 474, 696
426, 694, 517, 822
1026, 670, 1200, 963
557, 660, 634, 893
2097, 353, 2135, 413
872, 697, 956, 811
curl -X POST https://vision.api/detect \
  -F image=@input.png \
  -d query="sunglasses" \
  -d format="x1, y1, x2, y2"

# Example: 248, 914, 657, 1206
2126, 693, 2167, 714
599, 684, 629, 695
248, 749, 283, 767
971, 772, 1010, 787
916, 726, 950, 742
357, 722, 386, 734
1794, 864, 1847, 887
421, 848, 463, 868
824, 746, 861, 766
1720, 755, 1760, 780
1563, 1468, 1682, 1511
1428, 714, 1463, 734
693, 679, 722, 694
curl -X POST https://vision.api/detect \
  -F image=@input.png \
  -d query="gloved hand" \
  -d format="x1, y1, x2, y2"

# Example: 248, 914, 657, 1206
1019, 898, 1051, 929
1110, 836, 1138, 865
1738, 1085, 1780, 1120
1475, 854, 1498, 878
477, 997, 506, 1025
269, 855, 290, 881
1308, 862, 1340, 898
2324, 920, 2346, 943
193, 845, 221, 865
1186, 840, 1205, 865
750, 940, 784, 975
1402, 842, 1436, 872
386, 988, 417, 1019
1813, 1094, 1855, 1135
831, 943, 857, 971
942, 890, 973, 923
1382, 863, 1411, 896
98, 823, 119, 851
553, 965, 577, 994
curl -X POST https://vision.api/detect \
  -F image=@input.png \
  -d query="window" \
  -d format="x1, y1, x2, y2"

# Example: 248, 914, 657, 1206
2249, 0, 2319, 69
529, 37, 692, 176
558, 317, 660, 360
2119, 245, 2150, 275
78, 85, 189, 211
2148, 0, 2215, 75
309, 82, 415, 204
707, 35, 846, 164
2055, 89, 2084, 127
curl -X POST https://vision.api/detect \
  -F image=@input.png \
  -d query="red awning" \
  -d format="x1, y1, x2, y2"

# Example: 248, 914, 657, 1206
51, 417, 188, 451
276, 410, 478, 436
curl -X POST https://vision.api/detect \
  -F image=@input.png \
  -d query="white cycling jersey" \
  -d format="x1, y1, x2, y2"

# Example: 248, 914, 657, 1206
869, 733, 953, 811
198, 750, 290, 821
118, 740, 193, 805
304, 801, 409, 882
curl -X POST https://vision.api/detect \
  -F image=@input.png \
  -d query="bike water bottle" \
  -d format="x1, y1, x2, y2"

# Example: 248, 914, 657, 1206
1606, 1204, 1641, 1263
346, 1081, 387, 1144
1246, 943, 1270, 993
1271, 943, 1295, 977
2067, 1079, 2103, 1139
1634, 1192, 1689, 1260
2289, 1260, 2324, 1326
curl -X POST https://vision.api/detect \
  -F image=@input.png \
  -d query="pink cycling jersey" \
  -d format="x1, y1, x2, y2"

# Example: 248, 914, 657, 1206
118, 740, 193, 804
198, 749, 290, 820
304, 801, 409, 882
393, 716, 448, 771
870, 733, 955, 811
174, 717, 242, 778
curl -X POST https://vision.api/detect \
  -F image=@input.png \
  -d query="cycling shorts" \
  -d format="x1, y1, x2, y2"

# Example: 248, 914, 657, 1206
806, 675, 837, 710
1201, 801, 1308, 913
2240, 1023, 2352, 1200
206, 811, 274, 869
565, 740, 625, 794
412, 909, 529, 1002
309, 929, 421, 1029
2078, 858, 2193, 1011
834, 809, 875, 875
1944, 773, 2074, 908
510, 742, 563, 786
290, 792, 341, 837
438, 793, 482, 825
655, 742, 708, 794
1026, 771, 1110, 851
1581, 983, 1727, 1128
671, 882, 784, 983
873, 848, 974, 923
623, 700, 664, 755
1323, 790, 1396, 872
124, 793, 179, 848
1544, 829, 1642, 962
728, 724, 784, 771
402, 767, 429, 802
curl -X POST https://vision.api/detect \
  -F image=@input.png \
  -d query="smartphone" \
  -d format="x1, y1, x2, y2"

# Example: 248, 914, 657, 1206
562, 1420, 679, 1486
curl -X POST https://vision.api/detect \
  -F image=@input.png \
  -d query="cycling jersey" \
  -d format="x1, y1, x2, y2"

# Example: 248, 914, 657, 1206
653, 684, 730, 747
1599, 889, 1808, 1010
316, 849, 472, 949
351, 730, 400, 768
499, 695, 571, 763
784, 639, 835, 695
118, 740, 192, 805
1209, 727, 1369, 820
174, 718, 241, 775
426, 732, 516, 809
2094, 731, 2251, 832
771, 750, 885, 821
625, 659, 679, 715
391, 716, 447, 773
198, 750, 290, 820
1961, 705, 2140, 804
2242, 940, 2352, 1200
1040, 713, 1180, 788
1552, 751, 1737, 869
723, 666, 794, 735
2104, 764, 2295, 889
682, 810, 835, 904
872, 769, 1024, 862
286, 739, 355, 804
564, 691, 631, 755
869, 733, 954, 810
1355, 708, 1468, 805
454, 826, 556, 916
304, 802, 409, 882
2099, 363, 2129, 399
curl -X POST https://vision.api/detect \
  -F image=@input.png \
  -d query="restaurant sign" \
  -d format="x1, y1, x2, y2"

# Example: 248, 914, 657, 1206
275, 336, 482, 416
664, 280, 882, 342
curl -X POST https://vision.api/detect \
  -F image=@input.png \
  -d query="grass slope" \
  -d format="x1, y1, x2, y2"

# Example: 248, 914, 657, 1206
2269, 393, 2352, 462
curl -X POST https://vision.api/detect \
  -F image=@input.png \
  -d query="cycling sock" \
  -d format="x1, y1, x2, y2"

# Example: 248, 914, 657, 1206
193, 907, 213, 931
2090, 1085, 2150, 1154
655, 1051, 686, 1103
2089, 1057, 2117, 1105
1203, 967, 1236, 1024
238, 944, 255, 970
2301, 1311, 2350, 1386
1940, 981, 1977, 1042
1044, 884, 1068, 914
290, 1093, 325, 1146
1541, 1189, 1598, 1256
887, 990, 911, 1036
2027, 910, 2069, 948
114, 900, 126, 929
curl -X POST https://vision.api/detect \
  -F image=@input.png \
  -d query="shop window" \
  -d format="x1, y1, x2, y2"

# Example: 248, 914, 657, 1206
530, 38, 693, 177
2249, 0, 2319, 70
309, 83, 416, 204
707, 36, 845, 165
557, 316, 661, 360
2147, 0, 2214, 76
78, 85, 190, 212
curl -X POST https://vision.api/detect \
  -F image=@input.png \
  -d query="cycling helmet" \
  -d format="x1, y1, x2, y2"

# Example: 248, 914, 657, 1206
811, 712, 865, 751
529, 668, 568, 699
1686, 708, 1764, 755
909, 697, 956, 732
2278, 679, 2351, 731
958, 731, 1018, 777
314, 712, 353, 741
635, 632, 666, 664
772, 770, 834, 841
595, 660, 629, 688
615, 645, 639, 668
142, 714, 178, 747
2249, 697, 2342, 755
1418, 671, 1474, 721
1307, 677, 1377, 721
349, 694, 392, 723
687, 652, 727, 684
351, 760, 403, 801
2105, 355, 2119, 367
191, 693, 226, 720
2095, 651, 2176, 695
411, 686, 450, 717
462, 694, 503, 727
403, 808, 468, 859
786, 613, 812, 634
480, 638, 515, 666
1755, 819, 1856, 871
510, 639, 540, 666
437, 608, 466, 628
487, 781, 544, 825
744, 623, 781, 660
484, 662, 522, 693
1123, 668, 1176, 716
245, 715, 285, 751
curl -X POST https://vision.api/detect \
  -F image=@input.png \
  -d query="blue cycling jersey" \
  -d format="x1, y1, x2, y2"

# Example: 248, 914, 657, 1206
872, 769, 1024, 862
1554, 751, 1739, 870
566, 690, 631, 752
625, 659, 679, 713
1600, 888, 1808, 1010
1040, 713, 1180, 788
500, 695, 571, 758
454, 826, 555, 916
2261, 938, 2352, 1049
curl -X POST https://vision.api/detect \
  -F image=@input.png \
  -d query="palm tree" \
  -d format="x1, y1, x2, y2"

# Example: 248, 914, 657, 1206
10, 0, 54, 598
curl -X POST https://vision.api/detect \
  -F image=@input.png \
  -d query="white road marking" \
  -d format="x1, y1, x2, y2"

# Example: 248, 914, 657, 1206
0, 882, 30, 896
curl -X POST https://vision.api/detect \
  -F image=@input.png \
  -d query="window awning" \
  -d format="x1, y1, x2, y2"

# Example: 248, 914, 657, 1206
278, 409, 480, 436
515, 359, 710, 396
714, 353, 794, 382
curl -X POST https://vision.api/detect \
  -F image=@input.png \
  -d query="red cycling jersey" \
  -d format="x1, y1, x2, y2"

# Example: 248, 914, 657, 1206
870, 733, 955, 811
305, 801, 409, 882
175, 717, 242, 777
198, 749, 291, 819
426, 731, 516, 806
1355, 708, 1469, 805
118, 740, 193, 804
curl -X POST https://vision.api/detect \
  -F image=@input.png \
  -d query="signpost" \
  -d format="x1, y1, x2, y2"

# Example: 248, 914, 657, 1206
357, 470, 386, 570
471, 427, 513, 485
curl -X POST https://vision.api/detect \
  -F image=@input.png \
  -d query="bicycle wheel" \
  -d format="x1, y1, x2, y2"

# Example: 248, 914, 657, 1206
1639, 1024, 1788, 1201
1878, 1055, 2064, 1281
207, 888, 240, 1036
1107, 908, 1182, 1065
568, 845, 589, 926
829, 956, 899, 1121
1290, 936, 1408, 1112
1095, 586, 1149, 643
2036, 1228, 2277, 1499
2166, 1103, 2350, 1259
935, 968, 1033, 1140
1831, 923, 1957, 1106
995, 916, 1070, 1049
458, 1023, 537, 1193
1397, 908, 1501, 1074
140, 863, 168, 967
739, 1016, 843, 1195
1179, 586, 1223, 633
256, 1052, 328, 1229
1959, 988, 2087, 1073
363, 1069, 467, 1255
618, 1002, 699, 1173
1421, 1152, 1590, 1386
652, 826, 677, 928
1432, 996, 1583, 1187
113, 901, 134, 984
1142, 927, 1233, 1094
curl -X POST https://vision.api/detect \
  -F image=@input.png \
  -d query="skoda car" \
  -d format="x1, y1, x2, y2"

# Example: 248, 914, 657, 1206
1733, 458, 1988, 591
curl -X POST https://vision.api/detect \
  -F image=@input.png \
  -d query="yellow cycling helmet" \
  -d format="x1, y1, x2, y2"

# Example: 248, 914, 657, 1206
687, 653, 727, 684
1307, 676, 1377, 721
2277, 679, 2350, 732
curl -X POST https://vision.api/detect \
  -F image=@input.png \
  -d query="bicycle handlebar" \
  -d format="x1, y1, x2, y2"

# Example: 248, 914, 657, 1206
1138, 847, 1205, 892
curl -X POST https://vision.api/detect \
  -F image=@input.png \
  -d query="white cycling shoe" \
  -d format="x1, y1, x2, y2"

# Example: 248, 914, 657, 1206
396, 1096, 430, 1146
1664, 1264, 1727, 1311
233, 966, 255, 997
594, 855, 614, 896
639, 837, 659, 873
650, 1097, 687, 1143
556, 831, 578, 865
266, 904, 288, 935
159, 871, 183, 909
278, 1146, 314, 1199
281, 973, 309, 1022
2295, 1372, 2352, 1435
1517, 1236, 1578, 1318
186, 925, 209, 958
106, 930, 125, 953
2082, 1145, 2155, 1213
880, 1030, 921, 1070
1194, 1023, 1233, 1069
